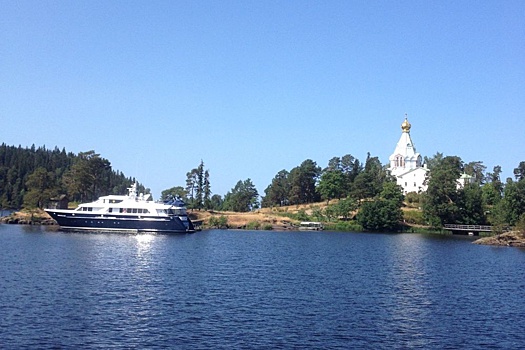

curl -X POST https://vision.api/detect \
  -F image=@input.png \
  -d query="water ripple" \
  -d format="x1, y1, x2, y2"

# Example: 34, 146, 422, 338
1, 227, 524, 348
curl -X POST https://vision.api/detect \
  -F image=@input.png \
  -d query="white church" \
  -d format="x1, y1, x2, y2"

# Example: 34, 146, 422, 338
388, 116, 429, 194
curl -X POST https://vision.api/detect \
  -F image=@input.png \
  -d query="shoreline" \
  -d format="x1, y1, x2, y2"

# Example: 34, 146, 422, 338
3, 209, 525, 247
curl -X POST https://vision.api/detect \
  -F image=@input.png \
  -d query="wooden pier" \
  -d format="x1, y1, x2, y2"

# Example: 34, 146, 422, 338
443, 224, 493, 235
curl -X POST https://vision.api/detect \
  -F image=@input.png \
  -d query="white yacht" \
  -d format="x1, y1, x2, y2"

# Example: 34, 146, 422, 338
45, 183, 195, 233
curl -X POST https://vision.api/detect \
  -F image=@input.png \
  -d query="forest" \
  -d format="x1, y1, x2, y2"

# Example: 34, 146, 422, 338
1, 143, 525, 232
0, 143, 144, 209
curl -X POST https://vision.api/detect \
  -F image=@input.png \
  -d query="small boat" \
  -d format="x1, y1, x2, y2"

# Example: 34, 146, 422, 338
45, 183, 195, 234
298, 221, 324, 231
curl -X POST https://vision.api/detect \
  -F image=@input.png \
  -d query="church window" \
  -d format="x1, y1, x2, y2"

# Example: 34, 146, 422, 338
395, 155, 405, 167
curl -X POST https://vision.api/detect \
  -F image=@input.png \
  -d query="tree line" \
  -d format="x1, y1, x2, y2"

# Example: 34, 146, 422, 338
0, 143, 144, 209
169, 153, 525, 232
2, 142, 524, 232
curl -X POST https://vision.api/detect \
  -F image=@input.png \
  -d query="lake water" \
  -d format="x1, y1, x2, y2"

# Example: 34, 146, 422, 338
1, 225, 524, 349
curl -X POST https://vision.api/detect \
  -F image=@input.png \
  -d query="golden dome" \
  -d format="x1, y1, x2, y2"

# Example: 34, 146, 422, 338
401, 117, 411, 133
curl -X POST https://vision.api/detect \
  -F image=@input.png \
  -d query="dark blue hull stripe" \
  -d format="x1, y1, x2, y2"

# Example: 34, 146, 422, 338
46, 212, 194, 233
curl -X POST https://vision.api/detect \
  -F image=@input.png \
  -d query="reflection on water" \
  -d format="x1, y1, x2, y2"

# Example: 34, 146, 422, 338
384, 235, 433, 346
134, 233, 155, 258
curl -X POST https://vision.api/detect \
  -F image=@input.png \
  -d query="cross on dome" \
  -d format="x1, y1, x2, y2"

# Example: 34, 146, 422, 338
401, 113, 411, 133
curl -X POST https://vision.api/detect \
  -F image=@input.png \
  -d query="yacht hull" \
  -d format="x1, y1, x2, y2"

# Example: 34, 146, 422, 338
45, 210, 195, 234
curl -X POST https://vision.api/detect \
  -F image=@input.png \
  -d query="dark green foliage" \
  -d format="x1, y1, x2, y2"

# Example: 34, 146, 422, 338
161, 186, 188, 202
203, 169, 211, 210
62, 151, 112, 202
464, 161, 486, 184
327, 197, 358, 220
317, 154, 362, 203
261, 223, 274, 230
0, 144, 137, 208
195, 160, 205, 209
422, 156, 463, 227
514, 161, 525, 181
185, 160, 211, 210
23, 167, 59, 208
482, 182, 501, 207
356, 200, 403, 232
355, 179, 404, 232
317, 169, 346, 203
350, 154, 389, 200
492, 177, 525, 226
222, 179, 259, 212
422, 155, 496, 227
262, 154, 363, 208
262, 170, 290, 207
185, 168, 198, 208
264, 159, 321, 206
208, 215, 229, 229
245, 221, 261, 230
423, 152, 444, 171
288, 159, 321, 205
458, 184, 486, 225
210, 194, 224, 211
380, 181, 404, 206
486, 165, 504, 194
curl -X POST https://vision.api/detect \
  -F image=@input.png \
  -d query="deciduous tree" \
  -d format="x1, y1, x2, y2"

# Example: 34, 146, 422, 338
317, 170, 346, 203
492, 177, 525, 226
458, 183, 486, 225
357, 200, 403, 232
161, 186, 188, 202
422, 156, 463, 227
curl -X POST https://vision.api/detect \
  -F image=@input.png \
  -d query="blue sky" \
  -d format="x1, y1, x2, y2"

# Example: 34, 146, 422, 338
1, 1, 524, 198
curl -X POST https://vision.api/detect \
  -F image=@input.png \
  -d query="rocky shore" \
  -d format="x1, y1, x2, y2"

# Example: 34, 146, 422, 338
1, 216, 56, 225
0, 210, 56, 226
473, 231, 525, 247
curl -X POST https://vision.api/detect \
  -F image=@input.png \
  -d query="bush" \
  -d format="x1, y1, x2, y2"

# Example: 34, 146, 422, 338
262, 223, 273, 230
246, 221, 261, 230
357, 199, 403, 232
208, 215, 229, 229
